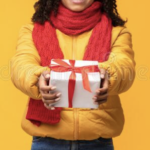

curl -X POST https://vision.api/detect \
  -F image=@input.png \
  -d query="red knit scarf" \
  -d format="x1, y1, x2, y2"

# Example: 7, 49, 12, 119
26, 1, 112, 126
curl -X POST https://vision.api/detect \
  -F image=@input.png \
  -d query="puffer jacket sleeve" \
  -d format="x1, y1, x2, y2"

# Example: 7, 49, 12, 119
10, 23, 50, 99
98, 26, 136, 95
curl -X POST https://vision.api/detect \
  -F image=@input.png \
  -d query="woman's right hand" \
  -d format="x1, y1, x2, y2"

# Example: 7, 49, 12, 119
37, 71, 61, 110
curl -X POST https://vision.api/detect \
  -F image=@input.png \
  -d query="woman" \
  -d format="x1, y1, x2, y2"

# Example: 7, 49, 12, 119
10, 0, 136, 150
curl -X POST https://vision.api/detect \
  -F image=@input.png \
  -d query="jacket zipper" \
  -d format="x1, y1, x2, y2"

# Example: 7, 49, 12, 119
72, 35, 79, 140
74, 108, 79, 140
72, 35, 76, 60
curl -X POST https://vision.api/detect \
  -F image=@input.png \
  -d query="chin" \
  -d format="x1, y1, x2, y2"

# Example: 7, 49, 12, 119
68, 6, 87, 12
61, 0, 94, 12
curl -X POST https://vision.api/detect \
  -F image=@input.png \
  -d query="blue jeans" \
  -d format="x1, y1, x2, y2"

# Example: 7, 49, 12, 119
31, 136, 114, 150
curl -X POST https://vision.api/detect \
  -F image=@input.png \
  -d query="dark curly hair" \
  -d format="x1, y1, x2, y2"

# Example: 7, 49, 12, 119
32, 0, 127, 27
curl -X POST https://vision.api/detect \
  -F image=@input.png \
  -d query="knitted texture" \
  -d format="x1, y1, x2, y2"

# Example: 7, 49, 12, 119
50, 1, 102, 35
26, 1, 112, 126
26, 100, 61, 126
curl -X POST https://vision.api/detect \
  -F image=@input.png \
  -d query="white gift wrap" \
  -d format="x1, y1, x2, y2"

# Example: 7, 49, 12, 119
49, 59, 101, 109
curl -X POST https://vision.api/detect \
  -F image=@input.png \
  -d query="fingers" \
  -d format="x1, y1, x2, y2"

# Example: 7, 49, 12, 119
39, 70, 50, 84
41, 92, 61, 103
41, 90, 61, 110
96, 85, 108, 95
38, 70, 61, 110
93, 68, 109, 105
102, 71, 109, 90
93, 92, 108, 104
42, 70, 50, 80
43, 98, 60, 105
100, 68, 106, 79
44, 103, 55, 110
39, 85, 56, 94
41, 92, 59, 100
94, 92, 108, 101
43, 91, 61, 110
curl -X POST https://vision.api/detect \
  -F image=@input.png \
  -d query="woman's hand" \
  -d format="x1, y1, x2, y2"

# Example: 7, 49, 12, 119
38, 71, 61, 110
92, 68, 109, 105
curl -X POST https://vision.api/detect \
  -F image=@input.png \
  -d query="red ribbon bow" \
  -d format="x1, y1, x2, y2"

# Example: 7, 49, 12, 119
49, 59, 100, 108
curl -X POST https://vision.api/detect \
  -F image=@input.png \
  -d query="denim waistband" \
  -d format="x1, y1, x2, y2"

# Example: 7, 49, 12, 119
33, 136, 113, 142
32, 136, 114, 150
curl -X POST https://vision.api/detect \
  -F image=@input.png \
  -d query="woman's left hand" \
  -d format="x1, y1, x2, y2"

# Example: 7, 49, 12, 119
92, 68, 109, 105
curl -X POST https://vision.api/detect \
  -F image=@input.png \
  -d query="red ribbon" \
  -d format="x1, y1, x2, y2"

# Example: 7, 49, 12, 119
50, 59, 100, 108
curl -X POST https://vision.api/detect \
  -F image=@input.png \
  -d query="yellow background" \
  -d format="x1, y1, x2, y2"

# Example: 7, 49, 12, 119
0, 0, 150, 150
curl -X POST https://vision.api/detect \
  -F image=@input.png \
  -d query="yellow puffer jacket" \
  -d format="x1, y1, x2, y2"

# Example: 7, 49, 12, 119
10, 22, 136, 140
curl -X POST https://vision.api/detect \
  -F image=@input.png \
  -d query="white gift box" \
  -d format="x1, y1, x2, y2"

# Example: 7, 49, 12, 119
49, 59, 101, 109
